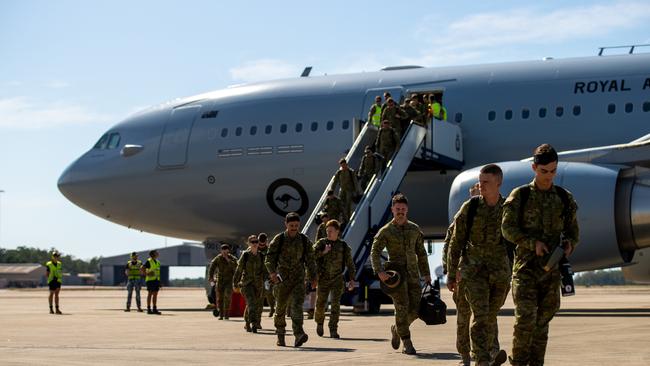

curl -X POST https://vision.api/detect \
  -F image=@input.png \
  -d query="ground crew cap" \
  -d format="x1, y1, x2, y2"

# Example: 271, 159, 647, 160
51, 250, 60, 257
221, 244, 230, 250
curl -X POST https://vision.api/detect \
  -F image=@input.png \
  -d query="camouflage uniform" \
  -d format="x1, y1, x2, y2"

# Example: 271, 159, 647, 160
324, 196, 345, 224
259, 246, 275, 316
502, 181, 579, 366
381, 104, 403, 137
375, 126, 400, 163
332, 168, 359, 222
358, 152, 378, 190
265, 232, 317, 338
313, 238, 356, 332
234, 248, 266, 329
442, 223, 472, 359
371, 220, 430, 340
401, 103, 421, 128
208, 253, 238, 317
315, 223, 327, 242
448, 197, 511, 363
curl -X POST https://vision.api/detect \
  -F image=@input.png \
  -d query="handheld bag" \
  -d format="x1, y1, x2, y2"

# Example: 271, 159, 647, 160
418, 280, 447, 325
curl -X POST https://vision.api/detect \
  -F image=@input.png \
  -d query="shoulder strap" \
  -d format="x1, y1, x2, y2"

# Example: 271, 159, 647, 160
555, 186, 570, 217
463, 196, 481, 247
518, 186, 531, 228
299, 233, 309, 262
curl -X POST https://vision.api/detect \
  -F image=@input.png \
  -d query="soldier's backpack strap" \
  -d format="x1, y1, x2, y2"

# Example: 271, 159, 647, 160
299, 233, 309, 263
554, 186, 571, 219
461, 196, 481, 257
518, 185, 531, 227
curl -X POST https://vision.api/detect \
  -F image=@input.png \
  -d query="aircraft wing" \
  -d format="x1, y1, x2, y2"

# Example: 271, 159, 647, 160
522, 136, 650, 168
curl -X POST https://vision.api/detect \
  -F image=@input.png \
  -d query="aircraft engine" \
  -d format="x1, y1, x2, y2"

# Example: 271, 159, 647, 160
449, 161, 650, 272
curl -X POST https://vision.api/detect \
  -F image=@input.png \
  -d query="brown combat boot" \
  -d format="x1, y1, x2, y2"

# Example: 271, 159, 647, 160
316, 323, 324, 337
294, 333, 309, 347
276, 334, 285, 347
490, 350, 507, 366
329, 328, 340, 339
458, 353, 471, 366
245, 322, 252, 332
402, 338, 416, 355
390, 325, 400, 350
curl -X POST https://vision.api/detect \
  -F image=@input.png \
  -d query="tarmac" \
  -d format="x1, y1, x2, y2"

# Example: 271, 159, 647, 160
1, 286, 649, 365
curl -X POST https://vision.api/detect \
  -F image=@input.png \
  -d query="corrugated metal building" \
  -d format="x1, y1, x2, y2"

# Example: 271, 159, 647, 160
0, 263, 47, 288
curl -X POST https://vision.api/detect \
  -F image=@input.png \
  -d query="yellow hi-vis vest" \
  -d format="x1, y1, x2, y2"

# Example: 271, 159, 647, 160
431, 102, 447, 121
370, 104, 382, 126
126, 260, 142, 280
46, 260, 62, 284
145, 258, 161, 282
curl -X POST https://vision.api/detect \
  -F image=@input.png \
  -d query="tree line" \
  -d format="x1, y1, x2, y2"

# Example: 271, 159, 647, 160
0, 246, 101, 274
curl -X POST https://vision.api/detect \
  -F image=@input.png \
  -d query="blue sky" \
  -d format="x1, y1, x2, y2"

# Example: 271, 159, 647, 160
1, 0, 649, 277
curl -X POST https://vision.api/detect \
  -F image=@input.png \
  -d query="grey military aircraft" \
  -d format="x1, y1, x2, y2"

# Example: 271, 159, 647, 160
58, 45, 650, 307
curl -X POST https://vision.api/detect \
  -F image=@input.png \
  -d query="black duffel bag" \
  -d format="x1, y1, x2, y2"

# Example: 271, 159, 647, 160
418, 280, 447, 325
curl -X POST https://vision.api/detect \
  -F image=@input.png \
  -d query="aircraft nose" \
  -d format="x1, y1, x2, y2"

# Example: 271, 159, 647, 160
57, 161, 79, 204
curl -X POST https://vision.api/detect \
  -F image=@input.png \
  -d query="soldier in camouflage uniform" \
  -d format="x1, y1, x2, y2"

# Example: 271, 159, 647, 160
375, 120, 400, 167
443, 183, 480, 365
381, 97, 404, 137
371, 194, 431, 355
234, 235, 267, 333
208, 244, 238, 319
332, 158, 359, 224
265, 212, 317, 348
357, 146, 379, 190
448, 165, 509, 366
315, 212, 329, 242
324, 190, 345, 224
257, 233, 275, 317
502, 144, 579, 366
313, 219, 356, 338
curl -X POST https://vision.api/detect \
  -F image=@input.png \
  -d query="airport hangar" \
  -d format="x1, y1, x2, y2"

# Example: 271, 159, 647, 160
99, 242, 209, 286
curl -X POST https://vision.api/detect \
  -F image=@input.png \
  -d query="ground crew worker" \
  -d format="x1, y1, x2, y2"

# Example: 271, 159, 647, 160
208, 244, 238, 319
265, 212, 317, 348
45, 250, 63, 314
375, 120, 400, 167
371, 194, 431, 355
258, 233, 275, 317
234, 235, 267, 333
142, 250, 162, 315
124, 252, 143, 312
430, 94, 447, 121
502, 144, 579, 366
315, 212, 329, 242
447, 164, 510, 366
442, 182, 479, 365
331, 158, 360, 224
381, 98, 404, 137
313, 219, 355, 339
323, 190, 345, 225
368, 95, 382, 127
357, 146, 379, 190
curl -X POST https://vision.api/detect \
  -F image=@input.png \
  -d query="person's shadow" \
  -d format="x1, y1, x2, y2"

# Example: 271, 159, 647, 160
414, 352, 461, 361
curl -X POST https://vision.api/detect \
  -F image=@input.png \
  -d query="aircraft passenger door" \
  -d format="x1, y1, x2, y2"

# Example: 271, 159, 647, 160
357, 87, 403, 137
157, 105, 201, 168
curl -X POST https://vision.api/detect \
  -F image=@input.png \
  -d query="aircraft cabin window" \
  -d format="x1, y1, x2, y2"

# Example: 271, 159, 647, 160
311, 122, 318, 131
235, 127, 242, 136
295, 123, 303, 133
93, 134, 108, 149
221, 128, 228, 138
505, 110, 513, 120
107, 133, 121, 149
522, 109, 530, 119
342, 120, 350, 130
608, 103, 616, 114
280, 124, 287, 133
556, 106, 564, 117
250, 126, 257, 135
488, 111, 496, 121
265, 125, 272, 134
644, 101, 650, 112
573, 105, 581, 116
454, 113, 463, 123
326, 121, 334, 131
625, 103, 633, 113
539, 108, 547, 118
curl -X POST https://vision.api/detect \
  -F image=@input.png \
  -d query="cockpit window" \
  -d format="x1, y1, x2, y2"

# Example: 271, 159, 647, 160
93, 134, 108, 149
107, 133, 121, 149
